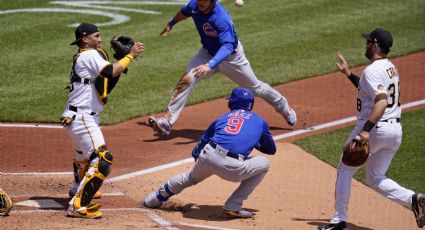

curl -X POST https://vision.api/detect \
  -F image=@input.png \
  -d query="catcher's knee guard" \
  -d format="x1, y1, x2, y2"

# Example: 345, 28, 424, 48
73, 145, 113, 208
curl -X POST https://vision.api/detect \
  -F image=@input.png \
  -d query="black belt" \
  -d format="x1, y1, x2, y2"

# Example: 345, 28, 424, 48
208, 141, 245, 161
69, 105, 96, 115
71, 77, 90, 84
380, 118, 400, 123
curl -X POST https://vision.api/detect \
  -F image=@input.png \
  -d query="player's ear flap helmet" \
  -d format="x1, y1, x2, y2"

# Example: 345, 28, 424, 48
226, 87, 254, 111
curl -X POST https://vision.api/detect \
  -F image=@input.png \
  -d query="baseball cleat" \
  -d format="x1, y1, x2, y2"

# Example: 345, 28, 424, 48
66, 205, 102, 219
68, 190, 102, 199
317, 221, 348, 230
283, 108, 297, 126
223, 209, 254, 218
412, 193, 425, 228
148, 116, 171, 136
143, 191, 165, 209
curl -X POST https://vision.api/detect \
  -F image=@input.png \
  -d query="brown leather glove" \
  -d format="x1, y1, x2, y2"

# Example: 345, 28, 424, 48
342, 134, 370, 167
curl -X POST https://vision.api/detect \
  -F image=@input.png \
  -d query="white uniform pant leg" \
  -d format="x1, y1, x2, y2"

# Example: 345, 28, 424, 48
331, 126, 362, 223
365, 123, 414, 208
65, 113, 105, 208
166, 49, 217, 125
217, 41, 291, 115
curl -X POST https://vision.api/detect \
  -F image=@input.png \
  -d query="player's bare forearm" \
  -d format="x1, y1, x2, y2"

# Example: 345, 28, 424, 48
359, 94, 387, 138
368, 95, 388, 123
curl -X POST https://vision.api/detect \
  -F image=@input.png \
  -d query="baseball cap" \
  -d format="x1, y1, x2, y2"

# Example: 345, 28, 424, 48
70, 23, 99, 45
362, 28, 393, 51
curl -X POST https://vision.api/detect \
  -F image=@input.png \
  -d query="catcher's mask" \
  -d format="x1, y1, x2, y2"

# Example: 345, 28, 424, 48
227, 87, 254, 111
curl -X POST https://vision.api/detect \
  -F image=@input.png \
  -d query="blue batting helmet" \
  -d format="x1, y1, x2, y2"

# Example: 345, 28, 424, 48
226, 87, 254, 111
211, 0, 217, 3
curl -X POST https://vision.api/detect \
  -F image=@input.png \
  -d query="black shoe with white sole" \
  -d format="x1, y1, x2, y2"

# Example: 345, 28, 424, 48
317, 221, 348, 230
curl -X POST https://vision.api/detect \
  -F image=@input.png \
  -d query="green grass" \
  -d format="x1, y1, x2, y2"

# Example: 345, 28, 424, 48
294, 108, 425, 192
0, 0, 424, 123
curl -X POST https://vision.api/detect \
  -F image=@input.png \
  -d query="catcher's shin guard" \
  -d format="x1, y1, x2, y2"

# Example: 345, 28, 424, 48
70, 159, 102, 199
72, 145, 113, 209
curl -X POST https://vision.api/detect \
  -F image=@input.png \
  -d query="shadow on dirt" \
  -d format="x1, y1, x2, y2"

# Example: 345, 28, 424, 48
292, 217, 374, 230
139, 121, 204, 143
162, 202, 258, 222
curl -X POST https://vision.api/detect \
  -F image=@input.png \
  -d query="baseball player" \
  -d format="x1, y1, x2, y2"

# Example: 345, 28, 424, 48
318, 28, 425, 230
61, 23, 144, 219
148, 0, 296, 136
144, 87, 276, 218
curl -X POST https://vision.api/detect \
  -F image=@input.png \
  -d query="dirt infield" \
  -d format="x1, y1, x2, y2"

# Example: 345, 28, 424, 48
1, 52, 424, 229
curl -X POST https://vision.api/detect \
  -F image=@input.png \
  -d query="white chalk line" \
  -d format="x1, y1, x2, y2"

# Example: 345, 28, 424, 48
10, 207, 234, 230
9, 192, 124, 199
1, 171, 72, 175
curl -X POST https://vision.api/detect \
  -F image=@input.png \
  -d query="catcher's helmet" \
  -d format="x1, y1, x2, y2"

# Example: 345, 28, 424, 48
227, 87, 254, 111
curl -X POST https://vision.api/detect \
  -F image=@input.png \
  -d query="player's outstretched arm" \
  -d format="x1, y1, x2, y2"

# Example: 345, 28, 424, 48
336, 51, 351, 76
336, 51, 359, 87
160, 10, 188, 36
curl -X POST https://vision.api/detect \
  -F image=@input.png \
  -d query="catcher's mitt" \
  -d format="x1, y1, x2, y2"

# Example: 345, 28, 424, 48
0, 188, 13, 216
342, 134, 370, 167
110, 35, 134, 60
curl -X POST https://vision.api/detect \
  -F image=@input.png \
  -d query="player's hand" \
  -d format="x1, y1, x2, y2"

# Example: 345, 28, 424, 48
129, 42, 145, 59
193, 64, 211, 78
336, 51, 351, 76
160, 25, 172, 37
60, 116, 73, 127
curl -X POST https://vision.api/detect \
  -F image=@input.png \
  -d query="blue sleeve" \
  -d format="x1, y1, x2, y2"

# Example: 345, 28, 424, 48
255, 121, 276, 155
207, 43, 233, 69
192, 120, 217, 159
181, 0, 196, 17
206, 17, 236, 69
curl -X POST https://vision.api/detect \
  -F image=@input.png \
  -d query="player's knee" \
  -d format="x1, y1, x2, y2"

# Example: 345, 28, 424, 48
256, 155, 270, 172
173, 73, 195, 96
248, 82, 264, 96
97, 145, 113, 177
365, 173, 383, 189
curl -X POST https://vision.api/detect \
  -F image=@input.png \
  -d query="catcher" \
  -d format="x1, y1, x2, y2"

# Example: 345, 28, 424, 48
0, 188, 13, 216
319, 28, 425, 230
62, 23, 144, 219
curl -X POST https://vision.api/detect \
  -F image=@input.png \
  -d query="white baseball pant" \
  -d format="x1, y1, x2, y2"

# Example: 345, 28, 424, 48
331, 119, 415, 223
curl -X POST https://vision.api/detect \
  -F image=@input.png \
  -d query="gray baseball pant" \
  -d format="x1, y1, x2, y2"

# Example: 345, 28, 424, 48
165, 41, 291, 125
164, 143, 269, 211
